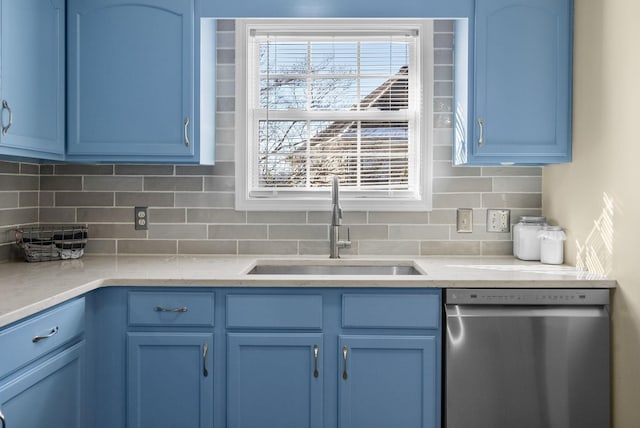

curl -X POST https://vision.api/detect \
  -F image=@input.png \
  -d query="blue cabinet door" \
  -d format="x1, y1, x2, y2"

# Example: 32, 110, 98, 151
227, 333, 324, 428
459, 0, 572, 165
0, 341, 85, 428
126, 332, 213, 428
0, 0, 65, 160
339, 335, 440, 428
66, 0, 196, 163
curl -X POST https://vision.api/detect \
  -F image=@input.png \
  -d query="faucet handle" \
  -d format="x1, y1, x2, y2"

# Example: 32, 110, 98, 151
338, 226, 351, 249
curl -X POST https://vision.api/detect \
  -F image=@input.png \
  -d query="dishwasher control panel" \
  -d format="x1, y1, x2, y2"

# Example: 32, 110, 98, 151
445, 288, 610, 305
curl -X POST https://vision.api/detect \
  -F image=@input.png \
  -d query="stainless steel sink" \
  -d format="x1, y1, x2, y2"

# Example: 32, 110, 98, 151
247, 263, 424, 276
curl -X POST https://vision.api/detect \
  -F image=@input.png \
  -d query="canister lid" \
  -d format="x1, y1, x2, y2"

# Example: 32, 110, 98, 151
518, 216, 546, 223
543, 225, 563, 231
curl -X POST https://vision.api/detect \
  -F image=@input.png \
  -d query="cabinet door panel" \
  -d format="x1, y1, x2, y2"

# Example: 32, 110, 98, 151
67, 0, 194, 161
466, 0, 572, 164
339, 335, 439, 428
0, 341, 84, 428
0, 0, 65, 159
126, 332, 213, 428
227, 333, 323, 428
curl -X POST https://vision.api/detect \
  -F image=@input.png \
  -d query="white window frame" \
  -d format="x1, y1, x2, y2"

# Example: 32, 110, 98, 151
235, 19, 433, 211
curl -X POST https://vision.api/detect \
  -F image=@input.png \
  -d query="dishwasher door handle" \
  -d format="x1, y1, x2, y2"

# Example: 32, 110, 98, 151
445, 304, 609, 318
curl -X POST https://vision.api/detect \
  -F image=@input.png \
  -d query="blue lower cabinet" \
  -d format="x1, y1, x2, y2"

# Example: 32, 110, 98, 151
126, 332, 213, 428
227, 333, 324, 428
0, 341, 85, 428
339, 335, 440, 428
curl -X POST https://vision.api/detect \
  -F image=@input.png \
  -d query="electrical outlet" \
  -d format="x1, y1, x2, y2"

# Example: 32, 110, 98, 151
456, 208, 473, 233
487, 209, 510, 233
134, 207, 148, 230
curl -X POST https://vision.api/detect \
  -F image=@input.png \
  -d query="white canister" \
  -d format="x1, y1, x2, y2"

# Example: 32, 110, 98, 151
513, 216, 547, 261
538, 226, 566, 265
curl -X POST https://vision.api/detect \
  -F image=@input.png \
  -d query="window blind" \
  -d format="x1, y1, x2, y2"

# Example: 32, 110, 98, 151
248, 30, 421, 197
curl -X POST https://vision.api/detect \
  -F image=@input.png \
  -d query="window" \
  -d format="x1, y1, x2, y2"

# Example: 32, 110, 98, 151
236, 19, 433, 211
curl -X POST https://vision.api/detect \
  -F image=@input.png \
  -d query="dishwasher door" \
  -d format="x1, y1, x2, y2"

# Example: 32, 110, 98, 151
445, 291, 610, 428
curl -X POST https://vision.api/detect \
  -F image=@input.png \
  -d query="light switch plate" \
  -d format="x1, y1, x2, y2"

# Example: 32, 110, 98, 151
456, 208, 473, 233
487, 209, 510, 232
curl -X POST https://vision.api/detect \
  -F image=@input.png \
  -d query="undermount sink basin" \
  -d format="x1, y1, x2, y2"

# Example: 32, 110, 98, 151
247, 263, 424, 276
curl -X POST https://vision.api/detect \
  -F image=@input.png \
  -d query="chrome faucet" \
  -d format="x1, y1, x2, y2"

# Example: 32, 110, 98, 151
329, 176, 351, 258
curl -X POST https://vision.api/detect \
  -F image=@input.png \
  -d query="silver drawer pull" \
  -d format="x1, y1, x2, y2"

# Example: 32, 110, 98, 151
153, 306, 188, 313
203, 343, 209, 377
313, 344, 319, 378
32, 326, 59, 343
1, 408, 6, 428
1, 100, 13, 136
477, 116, 484, 148
184, 117, 190, 147
342, 346, 348, 380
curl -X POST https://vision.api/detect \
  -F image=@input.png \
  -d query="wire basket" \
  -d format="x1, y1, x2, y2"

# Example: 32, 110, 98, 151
15, 224, 88, 262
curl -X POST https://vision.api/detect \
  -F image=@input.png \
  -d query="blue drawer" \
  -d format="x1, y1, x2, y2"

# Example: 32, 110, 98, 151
128, 292, 215, 327
0, 298, 85, 379
226, 294, 323, 329
342, 293, 440, 329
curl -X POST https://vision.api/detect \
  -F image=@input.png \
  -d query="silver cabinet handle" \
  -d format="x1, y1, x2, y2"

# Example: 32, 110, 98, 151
1, 408, 6, 428
32, 326, 59, 343
477, 116, 484, 148
1, 100, 13, 136
313, 344, 319, 378
203, 343, 209, 377
153, 306, 188, 313
342, 345, 348, 380
184, 117, 190, 147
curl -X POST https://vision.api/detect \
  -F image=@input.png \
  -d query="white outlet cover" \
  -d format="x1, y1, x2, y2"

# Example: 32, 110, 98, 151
486, 209, 510, 233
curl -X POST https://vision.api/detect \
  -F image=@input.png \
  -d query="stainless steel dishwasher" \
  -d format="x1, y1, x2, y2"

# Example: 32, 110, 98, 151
445, 289, 610, 428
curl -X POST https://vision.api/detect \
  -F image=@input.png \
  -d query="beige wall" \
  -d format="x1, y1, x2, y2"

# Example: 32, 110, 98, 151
543, 0, 640, 426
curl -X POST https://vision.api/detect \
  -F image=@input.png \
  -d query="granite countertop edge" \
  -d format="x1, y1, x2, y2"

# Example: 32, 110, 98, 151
0, 255, 617, 328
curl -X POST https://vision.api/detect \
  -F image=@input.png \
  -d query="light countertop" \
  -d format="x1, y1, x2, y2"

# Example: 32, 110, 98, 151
0, 255, 616, 328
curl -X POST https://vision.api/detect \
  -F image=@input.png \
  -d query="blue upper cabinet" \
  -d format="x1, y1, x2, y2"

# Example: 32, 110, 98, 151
66, 0, 208, 164
455, 0, 572, 165
0, 0, 65, 161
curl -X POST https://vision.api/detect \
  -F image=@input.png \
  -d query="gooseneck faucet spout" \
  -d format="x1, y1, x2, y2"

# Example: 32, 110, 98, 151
331, 176, 342, 227
329, 176, 351, 258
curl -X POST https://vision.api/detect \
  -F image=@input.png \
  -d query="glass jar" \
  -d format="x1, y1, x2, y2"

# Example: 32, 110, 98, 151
538, 226, 566, 264
513, 216, 547, 261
